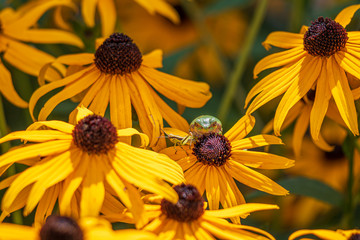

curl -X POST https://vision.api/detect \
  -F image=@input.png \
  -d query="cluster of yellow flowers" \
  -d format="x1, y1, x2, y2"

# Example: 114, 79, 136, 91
0, 0, 359, 239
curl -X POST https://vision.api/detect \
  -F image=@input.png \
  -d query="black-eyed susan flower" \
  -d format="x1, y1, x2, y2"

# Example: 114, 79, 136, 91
104, 184, 278, 240
29, 33, 212, 146
0, 106, 184, 227
0, 215, 157, 240
290, 229, 360, 240
245, 4, 360, 142
0, 0, 83, 108
81, 0, 179, 37
160, 114, 294, 223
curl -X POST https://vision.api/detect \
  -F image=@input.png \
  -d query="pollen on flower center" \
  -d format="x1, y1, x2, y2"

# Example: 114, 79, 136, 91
40, 216, 83, 240
349, 233, 360, 240
161, 184, 204, 222
303, 17, 348, 57
72, 114, 118, 154
94, 33, 143, 75
192, 133, 231, 166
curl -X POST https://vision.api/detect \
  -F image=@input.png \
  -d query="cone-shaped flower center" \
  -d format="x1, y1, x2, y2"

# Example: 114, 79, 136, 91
349, 233, 360, 240
304, 17, 348, 57
94, 33, 143, 75
323, 144, 345, 162
161, 184, 204, 222
40, 216, 83, 240
193, 133, 231, 166
73, 114, 118, 154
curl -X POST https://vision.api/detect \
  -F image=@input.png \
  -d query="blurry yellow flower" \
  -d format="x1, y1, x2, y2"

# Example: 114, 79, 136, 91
0, 216, 157, 240
0, 0, 83, 108
106, 184, 278, 240
290, 229, 360, 240
246, 5, 360, 141
81, 0, 179, 37
0, 106, 184, 226
29, 33, 212, 146
160, 114, 294, 223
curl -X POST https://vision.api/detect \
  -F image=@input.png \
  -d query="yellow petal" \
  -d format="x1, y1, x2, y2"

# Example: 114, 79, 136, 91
27, 120, 74, 134
138, 66, 212, 108
289, 229, 346, 240
225, 161, 289, 195
205, 166, 220, 210
142, 49, 163, 68
334, 4, 360, 28
116, 129, 149, 147
134, 0, 179, 24
231, 150, 294, 169
56, 53, 94, 65
82, 0, 97, 27
87, 75, 110, 116
224, 114, 255, 142
231, 135, 283, 150
253, 46, 306, 78
97, 0, 116, 37
293, 104, 311, 158
0, 60, 28, 108
274, 56, 321, 135
310, 60, 331, 142
80, 155, 105, 217
34, 185, 59, 225
0, 130, 71, 143
0, 224, 37, 239
327, 56, 359, 135
335, 47, 360, 80
205, 203, 279, 218
262, 31, 303, 50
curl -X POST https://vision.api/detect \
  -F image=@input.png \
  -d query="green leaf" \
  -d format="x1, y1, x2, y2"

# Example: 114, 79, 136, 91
204, 0, 252, 16
246, 176, 343, 206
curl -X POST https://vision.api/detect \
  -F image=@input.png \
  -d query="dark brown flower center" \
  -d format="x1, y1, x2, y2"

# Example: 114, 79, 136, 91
161, 184, 204, 222
40, 216, 83, 240
304, 17, 348, 57
323, 144, 345, 162
192, 133, 231, 166
94, 33, 142, 75
72, 114, 118, 154
349, 233, 360, 240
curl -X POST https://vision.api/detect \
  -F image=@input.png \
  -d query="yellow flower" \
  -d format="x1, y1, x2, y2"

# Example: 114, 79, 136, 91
0, 216, 157, 240
105, 184, 278, 240
0, 0, 83, 108
160, 114, 294, 223
245, 4, 360, 142
29, 33, 212, 146
290, 229, 360, 240
0, 106, 184, 227
81, 0, 179, 37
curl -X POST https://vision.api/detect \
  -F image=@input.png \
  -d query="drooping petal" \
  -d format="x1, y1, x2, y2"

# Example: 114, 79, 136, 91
97, 0, 116, 37
0, 130, 71, 143
289, 229, 346, 240
139, 66, 212, 108
335, 47, 360, 80
205, 203, 279, 219
274, 56, 321, 135
134, 0, 180, 24
29, 66, 93, 121
0, 224, 37, 239
184, 163, 207, 195
225, 161, 288, 195
27, 120, 74, 134
328, 56, 359, 135
0, 60, 28, 108
253, 47, 306, 78
34, 184, 59, 225
334, 4, 360, 28
293, 104, 311, 157
205, 166, 220, 210
88, 74, 110, 116
37, 68, 101, 120
224, 115, 255, 142
262, 31, 303, 50
82, 0, 97, 27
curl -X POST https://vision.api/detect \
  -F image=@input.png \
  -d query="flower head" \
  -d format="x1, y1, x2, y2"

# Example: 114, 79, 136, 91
0, 0, 83, 108
105, 184, 278, 240
160, 114, 294, 223
290, 229, 360, 240
245, 4, 360, 145
0, 106, 184, 226
29, 33, 212, 146
0, 216, 156, 240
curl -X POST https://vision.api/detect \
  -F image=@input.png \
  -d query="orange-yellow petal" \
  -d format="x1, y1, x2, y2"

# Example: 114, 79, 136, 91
334, 4, 360, 28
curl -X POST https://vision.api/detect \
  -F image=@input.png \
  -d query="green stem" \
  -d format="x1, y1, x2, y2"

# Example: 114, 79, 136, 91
218, 0, 268, 122
0, 97, 23, 225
